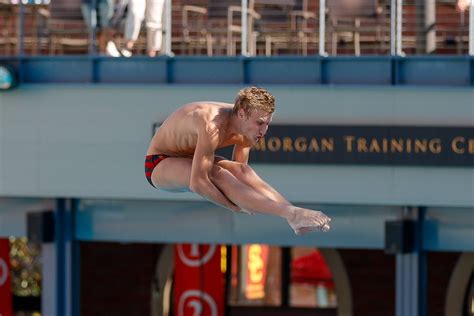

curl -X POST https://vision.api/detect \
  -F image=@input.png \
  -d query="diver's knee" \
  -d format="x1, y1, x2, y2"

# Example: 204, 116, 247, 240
225, 162, 253, 179
210, 165, 232, 183
241, 163, 254, 174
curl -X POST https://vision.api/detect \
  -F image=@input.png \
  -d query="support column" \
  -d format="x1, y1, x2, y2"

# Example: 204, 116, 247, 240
30, 199, 79, 316
394, 207, 427, 316
386, 206, 427, 316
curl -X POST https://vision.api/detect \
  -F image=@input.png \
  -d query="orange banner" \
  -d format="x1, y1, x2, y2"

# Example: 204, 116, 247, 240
174, 244, 224, 316
0, 239, 12, 316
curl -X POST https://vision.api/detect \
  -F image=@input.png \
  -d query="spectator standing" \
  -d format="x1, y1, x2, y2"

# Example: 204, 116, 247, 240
81, 0, 121, 56
121, 0, 165, 57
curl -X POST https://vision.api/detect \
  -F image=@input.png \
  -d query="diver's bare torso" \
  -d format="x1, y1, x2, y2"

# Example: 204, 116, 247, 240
147, 102, 251, 157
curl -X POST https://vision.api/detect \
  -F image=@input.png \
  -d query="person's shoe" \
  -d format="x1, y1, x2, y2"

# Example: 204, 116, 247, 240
120, 48, 132, 57
106, 41, 121, 57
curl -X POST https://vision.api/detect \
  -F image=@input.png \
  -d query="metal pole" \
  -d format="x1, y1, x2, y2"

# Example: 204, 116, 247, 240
424, 0, 436, 54
469, 0, 474, 55
460, 11, 465, 54
396, 0, 404, 55
71, 199, 80, 316
18, 0, 24, 56
89, 0, 97, 55
164, 0, 172, 56
241, 0, 249, 56
319, 0, 326, 55
417, 207, 427, 316
55, 198, 66, 316
394, 207, 427, 316
391, 0, 397, 55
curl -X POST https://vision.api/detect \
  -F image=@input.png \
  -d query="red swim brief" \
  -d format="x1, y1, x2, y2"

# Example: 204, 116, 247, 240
144, 154, 169, 188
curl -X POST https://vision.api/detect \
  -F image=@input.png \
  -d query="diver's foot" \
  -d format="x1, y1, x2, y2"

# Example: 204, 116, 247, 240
287, 207, 331, 235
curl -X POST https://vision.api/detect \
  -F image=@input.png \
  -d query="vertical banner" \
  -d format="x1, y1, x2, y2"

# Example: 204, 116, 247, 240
0, 239, 13, 316
244, 244, 269, 300
174, 244, 224, 316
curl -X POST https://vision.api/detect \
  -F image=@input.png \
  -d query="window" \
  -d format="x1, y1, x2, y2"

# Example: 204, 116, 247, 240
227, 244, 338, 310
290, 247, 337, 308
228, 244, 282, 306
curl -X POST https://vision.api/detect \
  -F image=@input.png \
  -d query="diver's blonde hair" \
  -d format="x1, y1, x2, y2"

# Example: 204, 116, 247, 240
233, 87, 275, 117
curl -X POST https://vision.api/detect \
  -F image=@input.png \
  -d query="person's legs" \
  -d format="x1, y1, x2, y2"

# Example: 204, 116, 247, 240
98, 0, 114, 26
151, 157, 331, 235
97, 0, 119, 55
150, 157, 194, 192
145, 0, 164, 57
213, 161, 331, 235
124, 0, 146, 51
80, 2, 95, 32
216, 160, 290, 205
210, 165, 331, 234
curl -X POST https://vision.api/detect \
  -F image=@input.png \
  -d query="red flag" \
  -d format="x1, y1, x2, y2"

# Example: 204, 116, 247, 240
174, 244, 224, 316
0, 239, 13, 316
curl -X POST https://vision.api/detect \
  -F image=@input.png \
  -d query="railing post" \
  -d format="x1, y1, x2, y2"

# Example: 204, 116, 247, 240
391, 0, 396, 55
319, 0, 326, 56
241, 0, 249, 56
391, 0, 404, 56
469, 0, 474, 55
396, 0, 404, 56
164, 0, 172, 56
18, 0, 24, 56
424, 0, 436, 54
89, 0, 97, 55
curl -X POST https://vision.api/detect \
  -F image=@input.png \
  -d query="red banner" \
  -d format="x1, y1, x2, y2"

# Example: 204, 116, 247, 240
0, 239, 12, 316
174, 244, 224, 316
